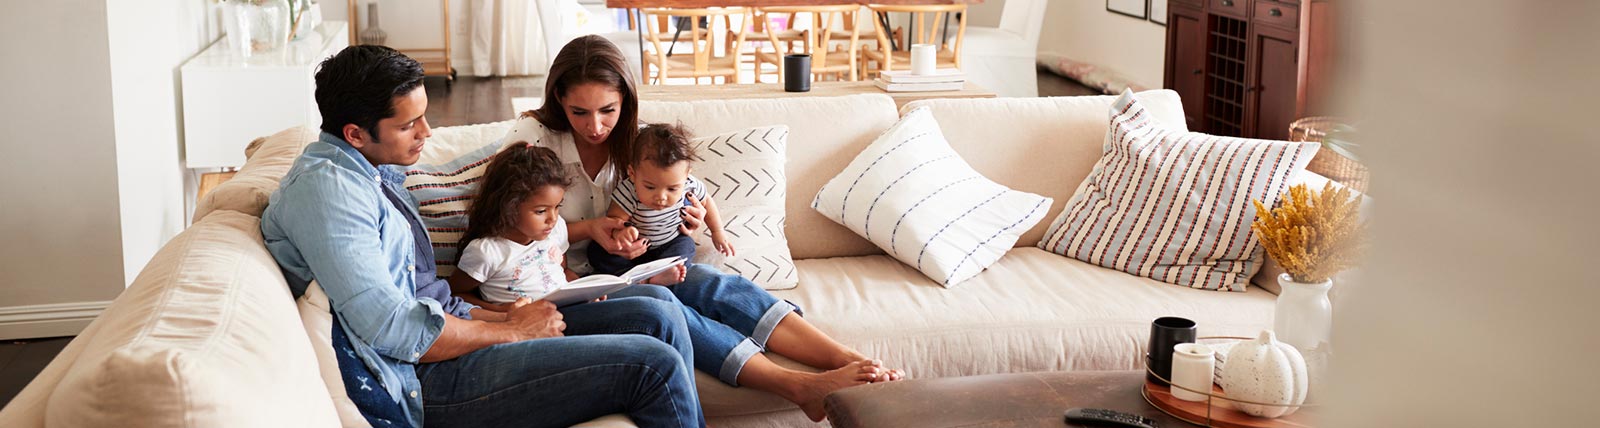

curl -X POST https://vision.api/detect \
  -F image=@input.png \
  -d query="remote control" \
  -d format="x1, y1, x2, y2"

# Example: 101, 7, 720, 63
1063, 408, 1159, 428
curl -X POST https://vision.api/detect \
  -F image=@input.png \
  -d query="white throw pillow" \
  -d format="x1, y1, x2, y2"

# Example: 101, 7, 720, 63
1037, 89, 1321, 291
811, 107, 1053, 287
296, 281, 371, 428
689, 125, 798, 290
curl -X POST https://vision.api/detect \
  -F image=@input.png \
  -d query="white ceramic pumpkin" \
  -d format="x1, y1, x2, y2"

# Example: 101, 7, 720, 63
1221, 330, 1309, 418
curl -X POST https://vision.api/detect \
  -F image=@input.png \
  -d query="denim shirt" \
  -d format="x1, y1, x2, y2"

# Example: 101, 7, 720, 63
262, 132, 476, 428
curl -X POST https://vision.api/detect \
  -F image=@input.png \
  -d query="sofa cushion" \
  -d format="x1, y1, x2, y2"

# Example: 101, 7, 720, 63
688, 125, 798, 289
696, 247, 1279, 417
777, 248, 1277, 376
1038, 90, 1320, 291
641, 94, 901, 260
811, 107, 1052, 287
897, 90, 1189, 251
193, 126, 317, 222
41, 210, 338, 426
296, 281, 373, 428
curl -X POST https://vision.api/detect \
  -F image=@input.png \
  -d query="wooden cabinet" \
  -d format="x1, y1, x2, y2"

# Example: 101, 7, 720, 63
1163, 0, 1332, 140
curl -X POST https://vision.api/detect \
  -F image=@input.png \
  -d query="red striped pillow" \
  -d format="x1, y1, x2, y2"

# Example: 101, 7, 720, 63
1038, 90, 1320, 291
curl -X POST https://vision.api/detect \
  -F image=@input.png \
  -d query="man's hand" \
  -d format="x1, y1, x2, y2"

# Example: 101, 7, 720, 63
503, 298, 565, 341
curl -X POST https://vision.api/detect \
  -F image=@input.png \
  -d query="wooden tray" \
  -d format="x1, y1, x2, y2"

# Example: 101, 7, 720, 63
1140, 379, 1316, 428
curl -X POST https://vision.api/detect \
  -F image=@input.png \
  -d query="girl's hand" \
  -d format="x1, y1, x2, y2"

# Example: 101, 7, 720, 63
712, 232, 736, 257
680, 196, 707, 235
590, 295, 608, 303
591, 217, 647, 259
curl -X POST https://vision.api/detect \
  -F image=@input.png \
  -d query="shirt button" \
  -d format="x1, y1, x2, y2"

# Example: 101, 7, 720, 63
410, 390, 419, 398
408, 265, 416, 272
413, 352, 421, 358
373, 174, 381, 182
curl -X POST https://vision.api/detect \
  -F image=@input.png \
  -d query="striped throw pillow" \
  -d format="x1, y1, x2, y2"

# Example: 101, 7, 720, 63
1038, 90, 1320, 291
689, 125, 798, 290
812, 107, 1053, 287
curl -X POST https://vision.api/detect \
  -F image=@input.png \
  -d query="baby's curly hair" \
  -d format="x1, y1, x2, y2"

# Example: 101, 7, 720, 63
457, 143, 572, 259
632, 122, 699, 169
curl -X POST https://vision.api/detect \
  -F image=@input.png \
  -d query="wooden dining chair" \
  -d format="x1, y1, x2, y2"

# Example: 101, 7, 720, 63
641, 7, 751, 85
756, 5, 864, 84
740, 8, 810, 83
859, 3, 968, 80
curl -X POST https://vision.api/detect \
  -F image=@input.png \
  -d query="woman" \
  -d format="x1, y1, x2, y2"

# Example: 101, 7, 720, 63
502, 35, 903, 422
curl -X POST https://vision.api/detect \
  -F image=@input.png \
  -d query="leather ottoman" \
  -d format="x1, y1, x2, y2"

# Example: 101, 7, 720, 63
825, 371, 1187, 428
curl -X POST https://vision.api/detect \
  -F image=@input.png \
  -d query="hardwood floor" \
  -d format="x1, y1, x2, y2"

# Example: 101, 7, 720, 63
0, 337, 71, 407
0, 69, 1101, 410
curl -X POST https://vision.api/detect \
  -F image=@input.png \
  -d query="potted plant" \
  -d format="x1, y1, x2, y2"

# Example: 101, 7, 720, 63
1251, 182, 1366, 352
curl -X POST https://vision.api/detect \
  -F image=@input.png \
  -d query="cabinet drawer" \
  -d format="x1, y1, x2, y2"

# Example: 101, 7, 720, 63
1253, 1, 1299, 29
1171, 0, 1204, 7
1208, 0, 1248, 18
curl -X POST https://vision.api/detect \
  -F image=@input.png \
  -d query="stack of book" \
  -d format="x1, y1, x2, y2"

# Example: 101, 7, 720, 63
874, 69, 966, 92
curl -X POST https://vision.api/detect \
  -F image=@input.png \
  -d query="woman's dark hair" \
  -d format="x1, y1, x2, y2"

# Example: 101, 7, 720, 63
313, 45, 425, 137
527, 35, 640, 183
633, 123, 698, 168
457, 143, 573, 258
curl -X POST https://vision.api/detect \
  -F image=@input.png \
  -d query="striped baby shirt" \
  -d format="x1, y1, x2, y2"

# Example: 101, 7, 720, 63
611, 175, 709, 249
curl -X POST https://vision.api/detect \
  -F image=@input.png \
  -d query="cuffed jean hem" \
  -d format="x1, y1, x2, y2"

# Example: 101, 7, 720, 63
717, 338, 762, 386
749, 300, 796, 349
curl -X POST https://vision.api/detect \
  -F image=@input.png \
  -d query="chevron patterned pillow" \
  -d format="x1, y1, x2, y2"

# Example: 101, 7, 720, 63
689, 125, 798, 290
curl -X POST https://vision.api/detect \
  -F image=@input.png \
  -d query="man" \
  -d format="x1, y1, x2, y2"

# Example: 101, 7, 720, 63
262, 45, 704, 428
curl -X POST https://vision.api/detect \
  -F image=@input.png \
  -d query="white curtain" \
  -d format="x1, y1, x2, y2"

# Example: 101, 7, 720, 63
469, 0, 544, 76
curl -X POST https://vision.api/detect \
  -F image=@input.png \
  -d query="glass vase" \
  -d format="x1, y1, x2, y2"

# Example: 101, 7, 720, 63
223, 0, 290, 57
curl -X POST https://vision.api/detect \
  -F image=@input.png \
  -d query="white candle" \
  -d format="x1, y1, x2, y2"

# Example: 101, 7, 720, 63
1171, 343, 1215, 402
910, 44, 936, 75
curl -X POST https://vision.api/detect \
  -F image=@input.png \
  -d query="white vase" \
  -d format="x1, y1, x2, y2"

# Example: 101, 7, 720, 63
1273, 273, 1333, 352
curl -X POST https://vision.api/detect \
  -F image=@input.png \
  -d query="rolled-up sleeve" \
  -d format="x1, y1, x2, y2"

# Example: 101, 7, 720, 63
280, 170, 445, 363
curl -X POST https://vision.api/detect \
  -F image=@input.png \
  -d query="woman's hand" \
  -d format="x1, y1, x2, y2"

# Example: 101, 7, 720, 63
680, 195, 707, 235
590, 216, 648, 259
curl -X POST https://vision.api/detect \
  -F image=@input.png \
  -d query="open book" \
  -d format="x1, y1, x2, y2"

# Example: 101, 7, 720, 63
542, 256, 686, 307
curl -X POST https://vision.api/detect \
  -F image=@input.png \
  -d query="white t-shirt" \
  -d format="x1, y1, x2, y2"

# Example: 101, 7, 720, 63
501, 118, 615, 275
455, 219, 570, 303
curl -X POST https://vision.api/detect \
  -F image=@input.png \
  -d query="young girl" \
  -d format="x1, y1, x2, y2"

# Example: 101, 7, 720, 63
586, 123, 734, 284
448, 143, 577, 305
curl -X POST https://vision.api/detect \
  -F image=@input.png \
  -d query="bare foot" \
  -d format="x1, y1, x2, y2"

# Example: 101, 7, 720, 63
791, 360, 882, 422
645, 265, 686, 285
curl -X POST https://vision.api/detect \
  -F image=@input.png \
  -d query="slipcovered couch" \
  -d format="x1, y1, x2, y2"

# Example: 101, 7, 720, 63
0, 91, 1330, 427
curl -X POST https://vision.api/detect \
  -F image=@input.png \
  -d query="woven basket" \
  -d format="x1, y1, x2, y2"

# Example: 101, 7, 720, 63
1290, 117, 1368, 193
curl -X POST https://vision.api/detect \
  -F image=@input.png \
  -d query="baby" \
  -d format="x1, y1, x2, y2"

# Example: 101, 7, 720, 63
587, 123, 734, 284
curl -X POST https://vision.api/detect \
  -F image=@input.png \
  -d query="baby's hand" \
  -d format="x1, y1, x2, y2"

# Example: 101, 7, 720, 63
712, 232, 736, 257
613, 225, 639, 244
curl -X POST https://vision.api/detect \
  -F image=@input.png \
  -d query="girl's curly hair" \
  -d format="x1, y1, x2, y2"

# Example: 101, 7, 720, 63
457, 143, 572, 261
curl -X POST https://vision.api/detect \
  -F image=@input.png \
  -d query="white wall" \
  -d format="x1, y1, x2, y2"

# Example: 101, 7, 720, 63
106, 0, 215, 290
0, 0, 126, 338
324, 0, 475, 75
1328, 1, 1600, 426
1036, 0, 1167, 89
0, 0, 215, 340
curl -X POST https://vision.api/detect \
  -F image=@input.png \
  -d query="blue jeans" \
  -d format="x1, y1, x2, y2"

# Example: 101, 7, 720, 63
610, 263, 796, 386
588, 234, 699, 277
415, 293, 704, 428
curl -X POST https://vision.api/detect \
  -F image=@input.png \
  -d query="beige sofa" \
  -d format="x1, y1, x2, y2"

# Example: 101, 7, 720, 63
0, 91, 1322, 427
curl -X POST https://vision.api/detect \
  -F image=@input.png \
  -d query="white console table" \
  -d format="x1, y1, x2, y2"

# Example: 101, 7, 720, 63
181, 21, 348, 169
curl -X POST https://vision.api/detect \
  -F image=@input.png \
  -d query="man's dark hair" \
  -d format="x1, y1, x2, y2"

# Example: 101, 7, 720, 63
633, 122, 698, 169
314, 45, 425, 137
